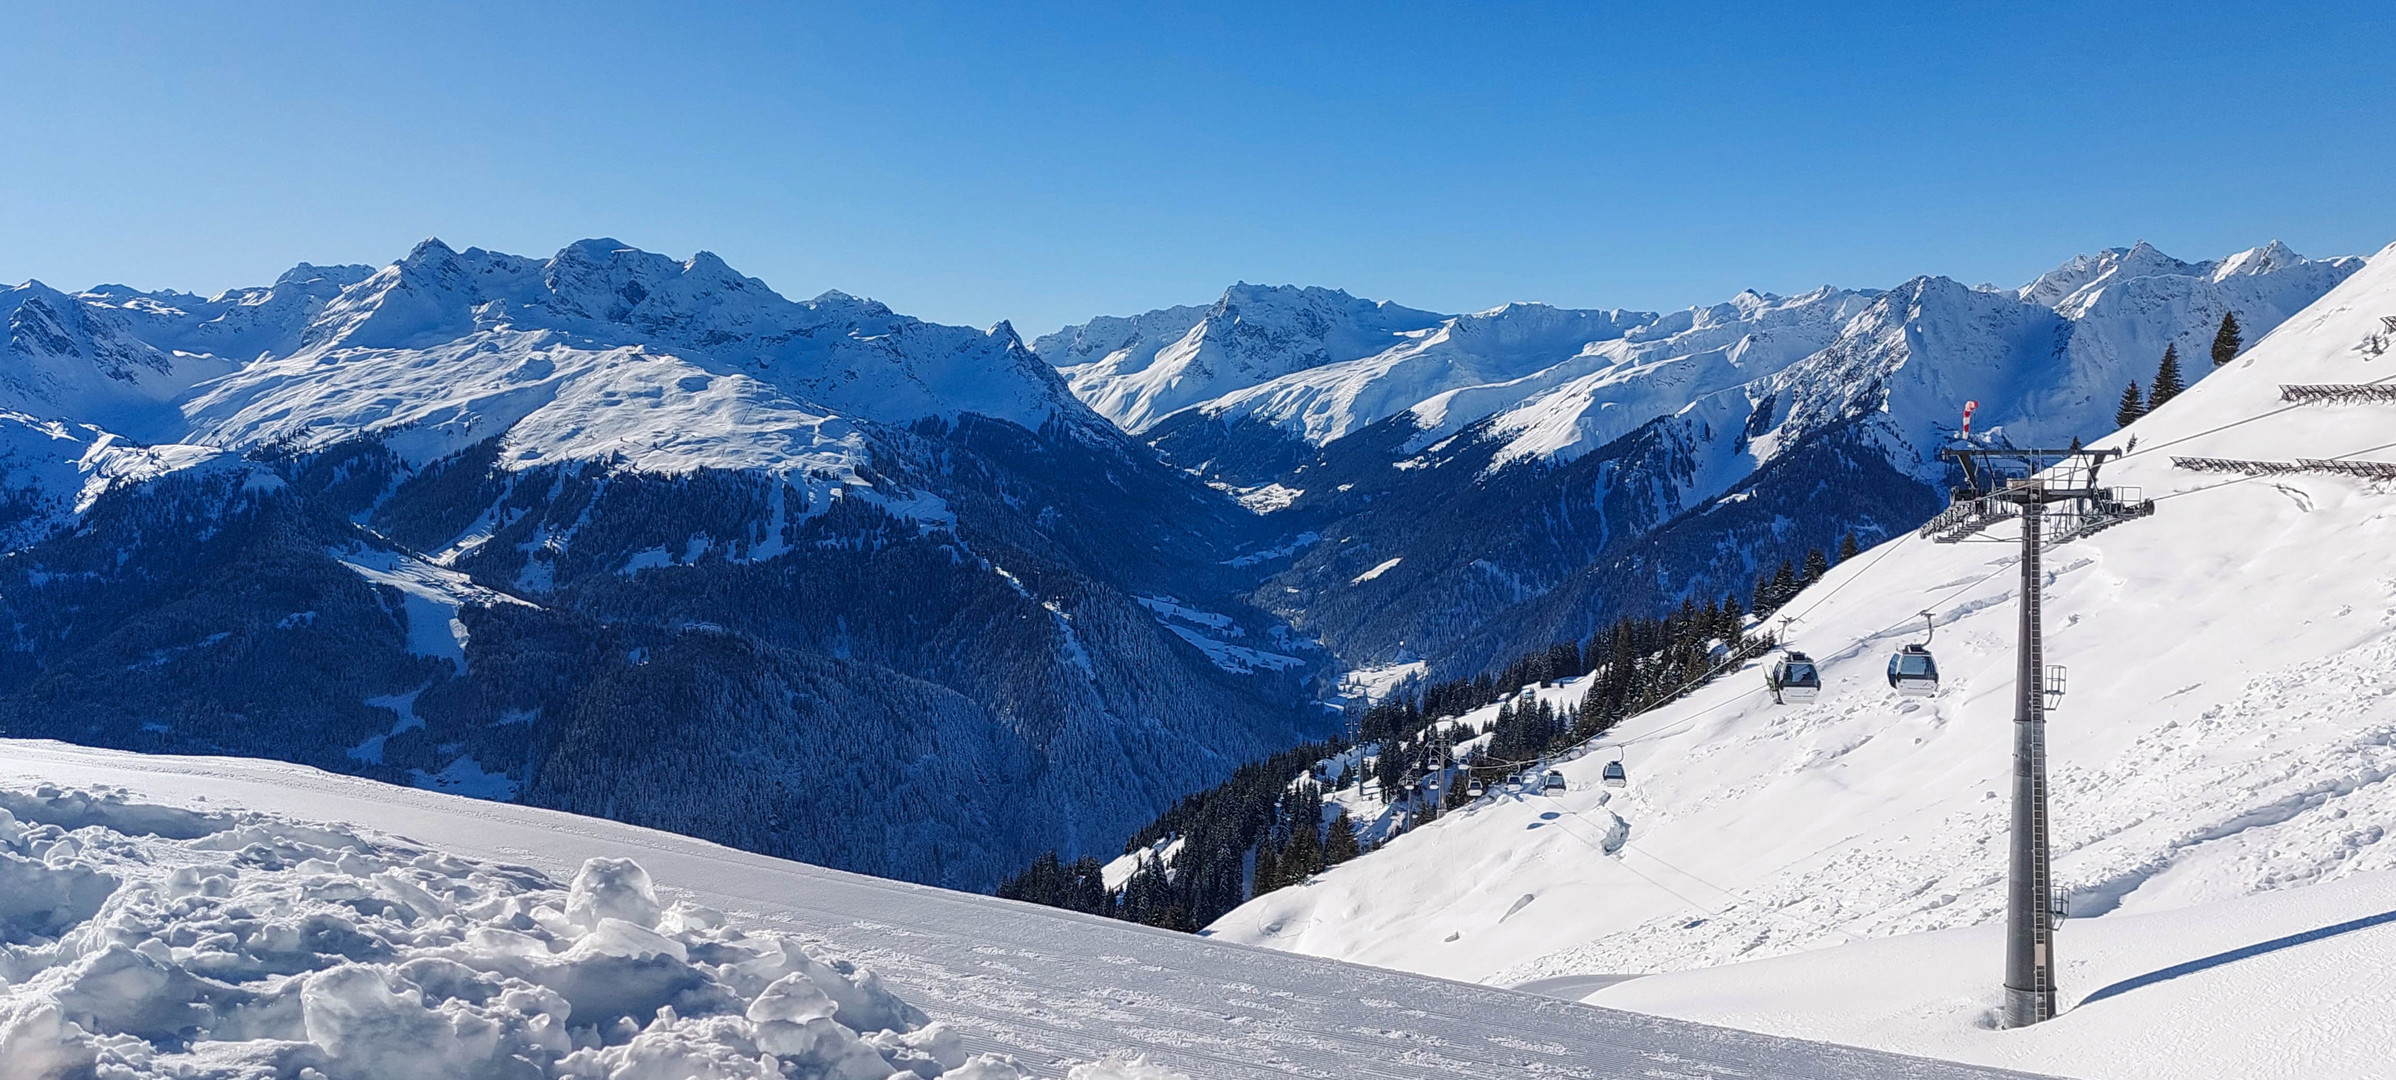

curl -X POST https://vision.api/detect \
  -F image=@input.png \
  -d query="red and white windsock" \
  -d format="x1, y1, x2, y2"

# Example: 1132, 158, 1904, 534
1960, 399, 1979, 436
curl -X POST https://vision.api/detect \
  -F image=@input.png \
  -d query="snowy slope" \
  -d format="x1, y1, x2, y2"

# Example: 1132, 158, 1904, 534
1069, 243, 2353, 474
1191, 301, 1666, 447
1705, 241, 2368, 491
0, 282, 237, 441
1422, 287, 1876, 464
0, 413, 237, 551
1208, 240, 2396, 1078
1592, 868, 2396, 1079
0, 741, 2045, 1080
0, 238, 1115, 542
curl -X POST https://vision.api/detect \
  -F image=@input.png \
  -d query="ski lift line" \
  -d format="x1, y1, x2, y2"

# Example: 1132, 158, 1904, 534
1614, 840, 1863, 944
1505, 520, 2016, 766
1529, 809, 1730, 922
1776, 525, 1921, 629
1538, 798, 1863, 947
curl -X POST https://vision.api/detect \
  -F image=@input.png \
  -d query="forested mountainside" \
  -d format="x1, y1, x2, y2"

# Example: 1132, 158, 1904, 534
1044, 243, 2359, 676
0, 240, 1330, 889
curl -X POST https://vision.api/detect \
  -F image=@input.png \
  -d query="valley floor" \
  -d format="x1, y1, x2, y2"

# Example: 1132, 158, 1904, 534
0, 739, 2042, 1080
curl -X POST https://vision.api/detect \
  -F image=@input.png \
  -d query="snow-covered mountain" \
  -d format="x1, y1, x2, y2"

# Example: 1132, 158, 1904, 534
1206, 240, 2396, 1077
1039, 243, 2360, 675
0, 239, 1328, 893
1039, 284, 1447, 434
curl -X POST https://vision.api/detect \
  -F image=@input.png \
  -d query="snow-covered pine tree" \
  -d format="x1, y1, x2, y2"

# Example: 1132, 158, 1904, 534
2212, 311, 2243, 366
2151, 344, 2187, 407
1802, 548, 1830, 585
2116, 381, 2146, 427
1839, 532, 1860, 562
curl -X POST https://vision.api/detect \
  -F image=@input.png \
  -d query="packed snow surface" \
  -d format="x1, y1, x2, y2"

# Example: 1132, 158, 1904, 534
0, 741, 2043, 1080
0, 783, 1031, 1080
1209, 239, 2396, 1080
1591, 868, 2396, 1080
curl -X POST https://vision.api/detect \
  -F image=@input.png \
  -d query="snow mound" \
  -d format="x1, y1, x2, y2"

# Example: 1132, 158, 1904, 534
0, 782, 1030, 1080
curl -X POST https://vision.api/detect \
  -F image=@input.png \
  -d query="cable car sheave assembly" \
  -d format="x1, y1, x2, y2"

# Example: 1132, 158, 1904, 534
1918, 445, 2154, 1029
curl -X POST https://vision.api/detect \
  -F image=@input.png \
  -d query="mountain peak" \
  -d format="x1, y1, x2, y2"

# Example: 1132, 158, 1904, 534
2212, 240, 2303, 280
401, 237, 461, 267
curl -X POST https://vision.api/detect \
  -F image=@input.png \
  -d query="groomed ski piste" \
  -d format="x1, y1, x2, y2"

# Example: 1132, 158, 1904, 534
1209, 240, 2396, 1080
0, 744, 2046, 1080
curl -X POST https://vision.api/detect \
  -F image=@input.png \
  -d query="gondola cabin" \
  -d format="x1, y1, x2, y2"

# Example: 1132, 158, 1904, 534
1769, 651, 1822, 704
1601, 760, 1627, 787
1543, 770, 1566, 793
1887, 644, 1939, 697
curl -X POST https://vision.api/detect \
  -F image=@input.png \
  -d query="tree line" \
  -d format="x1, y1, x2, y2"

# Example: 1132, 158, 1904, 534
2118, 312, 2241, 427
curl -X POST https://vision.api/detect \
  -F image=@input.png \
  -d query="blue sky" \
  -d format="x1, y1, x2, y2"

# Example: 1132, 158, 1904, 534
3, 1, 2390, 334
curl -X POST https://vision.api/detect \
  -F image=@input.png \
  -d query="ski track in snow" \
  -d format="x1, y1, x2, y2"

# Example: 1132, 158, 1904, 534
0, 741, 2050, 1080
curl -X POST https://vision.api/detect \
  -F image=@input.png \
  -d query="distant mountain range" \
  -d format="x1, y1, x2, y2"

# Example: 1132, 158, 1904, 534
0, 235, 2359, 890
1036, 241, 2359, 673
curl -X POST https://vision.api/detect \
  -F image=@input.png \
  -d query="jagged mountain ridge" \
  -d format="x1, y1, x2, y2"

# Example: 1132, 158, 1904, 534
0, 239, 1327, 890
1037, 242, 2363, 676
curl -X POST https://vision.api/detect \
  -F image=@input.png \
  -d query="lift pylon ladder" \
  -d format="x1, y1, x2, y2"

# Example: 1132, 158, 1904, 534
1918, 446, 2152, 1028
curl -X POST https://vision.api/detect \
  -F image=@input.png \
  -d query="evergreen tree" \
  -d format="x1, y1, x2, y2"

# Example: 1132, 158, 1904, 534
2115, 381, 2146, 428
1325, 811, 1360, 864
1373, 743, 1404, 803
1280, 816, 1322, 881
2211, 311, 2242, 366
1801, 548, 1829, 585
2150, 344, 2186, 408
1838, 532, 1860, 562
